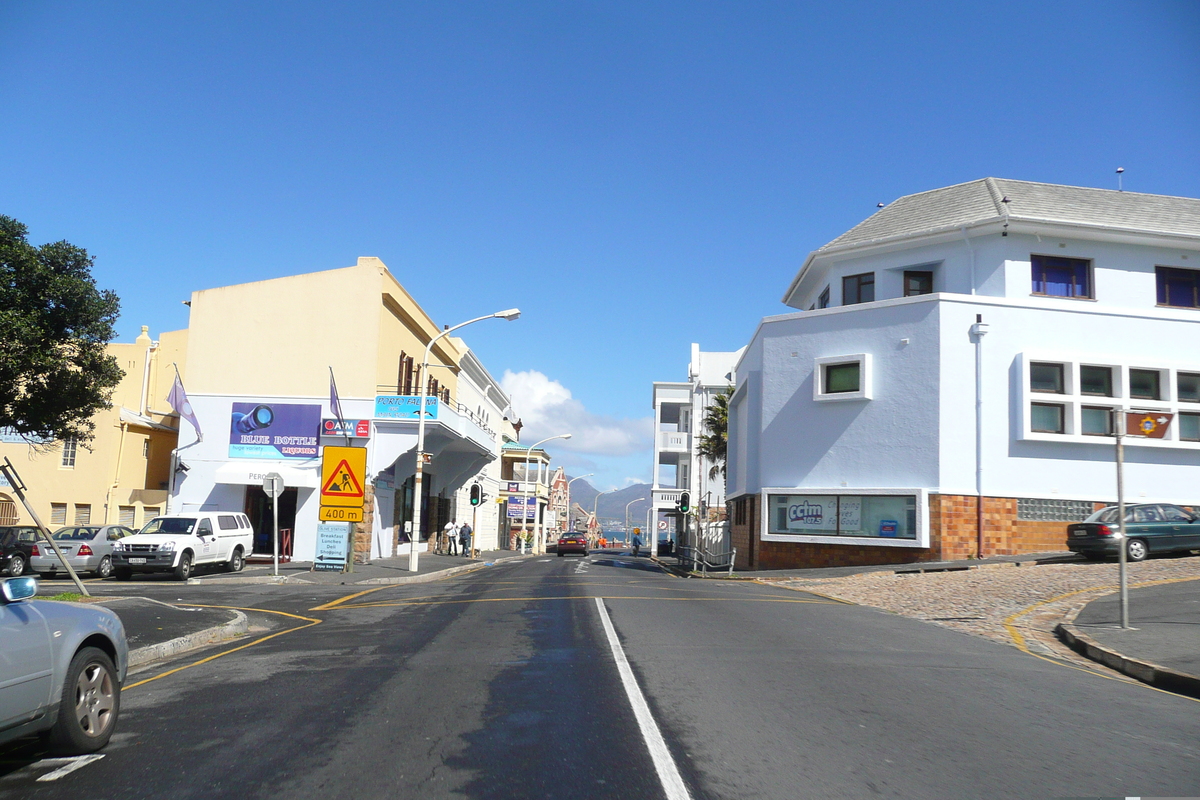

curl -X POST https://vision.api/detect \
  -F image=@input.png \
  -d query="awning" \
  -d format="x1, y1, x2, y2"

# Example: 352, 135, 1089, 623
214, 462, 320, 489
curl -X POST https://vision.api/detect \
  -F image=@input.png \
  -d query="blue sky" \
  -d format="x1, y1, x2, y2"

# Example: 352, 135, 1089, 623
2, 1, 1198, 490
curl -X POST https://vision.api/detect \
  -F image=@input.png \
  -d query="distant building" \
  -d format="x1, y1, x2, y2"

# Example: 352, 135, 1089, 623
727, 178, 1200, 570
651, 343, 744, 553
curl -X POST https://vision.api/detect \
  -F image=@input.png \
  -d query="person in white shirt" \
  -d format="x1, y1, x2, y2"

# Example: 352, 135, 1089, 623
443, 519, 459, 555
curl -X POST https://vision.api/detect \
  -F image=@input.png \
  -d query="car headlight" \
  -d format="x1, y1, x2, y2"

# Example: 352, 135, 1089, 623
157, 540, 175, 553
111, 542, 124, 552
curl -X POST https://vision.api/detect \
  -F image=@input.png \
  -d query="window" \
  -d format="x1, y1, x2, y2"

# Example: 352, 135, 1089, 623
142, 439, 150, 458
74, 504, 91, 525
218, 515, 239, 530
51, 503, 67, 526
768, 493, 917, 540
1156, 266, 1200, 309
1081, 406, 1113, 436
1031, 403, 1065, 433
1178, 372, 1200, 403
398, 351, 415, 395
842, 273, 875, 305
61, 438, 77, 468
824, 363, 860, 394
1079, 366, 1113, 397
118, 506, 136, 526
1031, 255, 1092, 299
817, 286, 830, 309
903, 270, 933, 297
1129, 369, 1161, 400
143, 506, 161, 521
1030, 363, 1065, 394
1181, 412, 1200, 442
814, 354, 872, 401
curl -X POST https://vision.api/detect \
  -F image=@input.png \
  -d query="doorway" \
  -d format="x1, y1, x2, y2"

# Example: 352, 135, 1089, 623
245, 486, 298, 556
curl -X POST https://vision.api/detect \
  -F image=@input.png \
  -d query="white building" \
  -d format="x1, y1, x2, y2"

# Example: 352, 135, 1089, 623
727, 178, 1200, 570
651, 343, 745, 554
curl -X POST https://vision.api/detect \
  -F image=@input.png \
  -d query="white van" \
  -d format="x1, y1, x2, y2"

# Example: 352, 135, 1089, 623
110, 512, 253, 580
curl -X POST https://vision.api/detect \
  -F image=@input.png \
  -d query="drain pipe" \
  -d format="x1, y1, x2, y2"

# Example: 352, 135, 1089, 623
970, 315, 989, 557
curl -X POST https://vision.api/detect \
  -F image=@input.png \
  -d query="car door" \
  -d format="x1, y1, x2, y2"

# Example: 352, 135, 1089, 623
1159, 505, 1200, 552
194, 518, 218, 563
1129, 506, 1169, 553
215, 515, 240, 561
0, 596, 52, 730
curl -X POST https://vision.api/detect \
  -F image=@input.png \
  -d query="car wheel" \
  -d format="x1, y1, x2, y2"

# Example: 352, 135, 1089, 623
114, 567, 133, 581
49, 647, 120, 754
174, 551, 193, 580
95, 556, 113, 579
1126, 538, 1149, 562
226, 548, 244, 573
7, 553, 26, 577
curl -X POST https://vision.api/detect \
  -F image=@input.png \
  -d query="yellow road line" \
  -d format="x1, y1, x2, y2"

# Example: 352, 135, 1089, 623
755, 579, 854, 605
125, 604, 322, 690
309, 564, 491, 611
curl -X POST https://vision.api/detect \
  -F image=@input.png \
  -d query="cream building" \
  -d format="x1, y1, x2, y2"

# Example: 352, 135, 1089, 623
0, 326, 183, 531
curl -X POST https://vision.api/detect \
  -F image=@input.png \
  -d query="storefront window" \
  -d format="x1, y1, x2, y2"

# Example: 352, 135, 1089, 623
768, 494, 916, 539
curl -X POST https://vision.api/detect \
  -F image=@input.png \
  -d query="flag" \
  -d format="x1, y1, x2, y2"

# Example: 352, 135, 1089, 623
329, 367, 346, 426
167, 372, 203, 441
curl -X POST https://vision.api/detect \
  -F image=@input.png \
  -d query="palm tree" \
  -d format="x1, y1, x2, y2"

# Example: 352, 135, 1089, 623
696, 386, 733, 480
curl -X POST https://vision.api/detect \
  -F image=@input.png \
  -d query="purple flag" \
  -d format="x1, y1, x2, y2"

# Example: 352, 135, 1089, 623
168, 373, 203, 441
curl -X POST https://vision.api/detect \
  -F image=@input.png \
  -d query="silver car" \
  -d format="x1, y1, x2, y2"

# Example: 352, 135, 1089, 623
30, 525, 136, 580
0, 576, 127, 753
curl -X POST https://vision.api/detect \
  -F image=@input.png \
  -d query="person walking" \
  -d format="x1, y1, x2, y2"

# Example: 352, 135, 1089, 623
443, 519, 459, 555
631, 528, 642, 557
459, 522, 472, 558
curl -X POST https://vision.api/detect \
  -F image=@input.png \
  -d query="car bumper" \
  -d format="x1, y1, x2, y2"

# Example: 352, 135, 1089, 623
1067, 539, 1120, 555
112, 552, 179, 571
30, 554, 103, 573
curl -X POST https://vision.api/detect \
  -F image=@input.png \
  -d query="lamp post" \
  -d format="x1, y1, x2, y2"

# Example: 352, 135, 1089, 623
591, 488, 612, 545
408, 308, 521, 572
565, 473, 593, 535
522, 434, 571, 554
624, 498, 642, 544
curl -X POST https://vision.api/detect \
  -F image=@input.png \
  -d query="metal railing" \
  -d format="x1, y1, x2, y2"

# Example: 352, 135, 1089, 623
674, 544, 737, 576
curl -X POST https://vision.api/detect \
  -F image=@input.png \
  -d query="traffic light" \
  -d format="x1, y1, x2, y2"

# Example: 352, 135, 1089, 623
470, 484, 482, 506
677, 491, 690, 513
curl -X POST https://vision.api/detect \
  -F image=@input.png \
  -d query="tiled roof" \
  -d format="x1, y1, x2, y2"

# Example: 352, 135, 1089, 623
818, 178, 1200, 252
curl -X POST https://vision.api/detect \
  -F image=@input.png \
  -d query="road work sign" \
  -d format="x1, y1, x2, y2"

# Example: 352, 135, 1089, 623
321, 446, 367, 508
319, 506, 363, 522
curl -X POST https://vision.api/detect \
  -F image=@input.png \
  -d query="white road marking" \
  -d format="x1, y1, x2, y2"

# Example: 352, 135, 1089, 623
36, 754, 105, 782
538, 559, 552, 562
594, 597, 691, 800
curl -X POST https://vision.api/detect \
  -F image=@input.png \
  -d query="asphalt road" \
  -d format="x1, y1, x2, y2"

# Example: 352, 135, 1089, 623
3, 552, 1198, 798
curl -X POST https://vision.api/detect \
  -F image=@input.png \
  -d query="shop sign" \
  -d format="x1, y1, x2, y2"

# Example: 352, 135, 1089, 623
785, 496, 861, 532
322, 418, 371, 438
506, 496, 537, 519
228, 402, 321, 460
314, 522, 350, 571
374, 395, 439, 420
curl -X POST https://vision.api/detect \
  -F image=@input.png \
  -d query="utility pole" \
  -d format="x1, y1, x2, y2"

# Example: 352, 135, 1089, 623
1, 458, 90, 596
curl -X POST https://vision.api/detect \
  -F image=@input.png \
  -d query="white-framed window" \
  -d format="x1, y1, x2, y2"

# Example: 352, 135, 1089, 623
61, 438, 77, 468
761, 487, 928, 549
814, 354, 872, 402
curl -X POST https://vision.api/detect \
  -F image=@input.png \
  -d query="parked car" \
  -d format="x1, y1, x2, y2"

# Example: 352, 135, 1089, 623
1067, 503, 1200, 562
557, 533, 589, 557
0, 575, 127, 753
111, 512, 252, 580
1, 525, 40, 577
30, 525, 136, 579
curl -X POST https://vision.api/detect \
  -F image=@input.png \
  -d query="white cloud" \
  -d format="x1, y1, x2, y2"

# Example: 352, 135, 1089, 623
500, 370, 652, 458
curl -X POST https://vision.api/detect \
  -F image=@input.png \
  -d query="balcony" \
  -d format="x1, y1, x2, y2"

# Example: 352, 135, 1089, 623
658, 431, 690, 453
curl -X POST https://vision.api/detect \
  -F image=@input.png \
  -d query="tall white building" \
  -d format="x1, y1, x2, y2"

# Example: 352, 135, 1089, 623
727, 178, 1200, 570
651, 344, 745, 551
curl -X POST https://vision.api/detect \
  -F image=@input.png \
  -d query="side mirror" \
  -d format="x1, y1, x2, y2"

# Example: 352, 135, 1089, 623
2, 576, 38, 603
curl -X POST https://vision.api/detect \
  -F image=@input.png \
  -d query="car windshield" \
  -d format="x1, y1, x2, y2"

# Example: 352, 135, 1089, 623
1083, 506, 1183, 524
139, 517, 197, 535
52, 527, 99, 541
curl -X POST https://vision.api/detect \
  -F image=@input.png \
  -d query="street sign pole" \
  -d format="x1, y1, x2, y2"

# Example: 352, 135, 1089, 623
263, 472, 284, 577
1114, 414, 1128, 629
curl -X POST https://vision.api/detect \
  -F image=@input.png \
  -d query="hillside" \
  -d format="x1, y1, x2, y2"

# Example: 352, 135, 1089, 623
566, 478, 652, 527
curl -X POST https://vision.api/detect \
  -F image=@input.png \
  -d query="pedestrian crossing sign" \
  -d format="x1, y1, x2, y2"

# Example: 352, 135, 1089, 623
320, 446, 367, 508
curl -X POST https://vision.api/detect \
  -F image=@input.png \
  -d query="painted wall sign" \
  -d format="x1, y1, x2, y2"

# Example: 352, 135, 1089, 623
321, 418, 371, 438
374, 395, 439, 420
228, 402, 321, 459
506, 496, 537, 519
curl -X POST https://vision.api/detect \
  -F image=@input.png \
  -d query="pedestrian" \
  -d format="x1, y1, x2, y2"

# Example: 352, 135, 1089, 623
459, 522, 472, 558
631, 528, 642, 557
443, 519, 459, 555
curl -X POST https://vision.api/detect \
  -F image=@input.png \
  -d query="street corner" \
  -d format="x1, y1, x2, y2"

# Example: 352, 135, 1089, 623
96, 596, 249, 667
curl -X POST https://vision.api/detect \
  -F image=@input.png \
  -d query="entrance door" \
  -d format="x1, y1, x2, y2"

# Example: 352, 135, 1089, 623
245, 486, 298, 555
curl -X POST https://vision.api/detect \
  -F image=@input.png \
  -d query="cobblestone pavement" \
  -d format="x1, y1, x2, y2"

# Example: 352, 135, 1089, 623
763, 556, 1200, 665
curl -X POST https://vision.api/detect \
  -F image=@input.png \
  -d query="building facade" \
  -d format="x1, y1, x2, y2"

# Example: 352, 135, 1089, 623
728, 178, 1200, 570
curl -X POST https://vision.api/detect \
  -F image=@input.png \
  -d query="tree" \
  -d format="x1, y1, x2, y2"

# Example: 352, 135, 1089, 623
0, 215, 123, 446
696, 386, 733, 480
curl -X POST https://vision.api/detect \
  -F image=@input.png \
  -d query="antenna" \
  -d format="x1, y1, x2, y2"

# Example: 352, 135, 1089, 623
1116, 166, 1124, 192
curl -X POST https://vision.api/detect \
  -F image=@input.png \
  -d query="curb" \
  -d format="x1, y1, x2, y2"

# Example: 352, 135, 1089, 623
127, 609, 249, 668
351, 559, 506, 585
1055, 622, 1200, 700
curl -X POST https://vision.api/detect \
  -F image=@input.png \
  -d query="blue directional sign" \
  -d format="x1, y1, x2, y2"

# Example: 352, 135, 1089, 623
315, 522, 351, 571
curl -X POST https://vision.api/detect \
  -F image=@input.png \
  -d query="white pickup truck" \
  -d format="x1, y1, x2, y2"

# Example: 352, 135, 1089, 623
110, 512, 253, 580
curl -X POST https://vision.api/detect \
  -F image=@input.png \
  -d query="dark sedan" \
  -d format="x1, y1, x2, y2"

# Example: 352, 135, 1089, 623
556, 533, 589, 557
1, 525, 40, 577
1067, 503, 1200, 562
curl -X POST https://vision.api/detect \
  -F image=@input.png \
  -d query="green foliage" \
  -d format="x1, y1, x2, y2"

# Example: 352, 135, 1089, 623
0, 215, 123, 446
697, 386, 733, 480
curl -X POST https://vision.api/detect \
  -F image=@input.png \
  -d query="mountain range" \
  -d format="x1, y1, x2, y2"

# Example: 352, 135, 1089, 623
566, 478, 652, 528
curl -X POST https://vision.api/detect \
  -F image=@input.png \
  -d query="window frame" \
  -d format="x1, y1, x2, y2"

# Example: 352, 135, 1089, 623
60, 438, 77, 469
813, 354, 872, 402
1030, 254, 1093, 300
1079, 365, 1114, 397
1030, 402, 1066, 434
903, 270, 934, 297
1030, 362, 1066, 394
1156, 266, 1200, 309
841, 272, 875, 306
1180, 412, 1200, 442
1177, 372, 1200, 404
760, 487, 928, 549
817, 286, 830, 309
1129, 368, 1162, 401
1080, 406, 1114, 437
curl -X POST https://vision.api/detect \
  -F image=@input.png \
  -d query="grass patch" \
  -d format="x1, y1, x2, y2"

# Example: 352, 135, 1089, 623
40, 592, 86, 602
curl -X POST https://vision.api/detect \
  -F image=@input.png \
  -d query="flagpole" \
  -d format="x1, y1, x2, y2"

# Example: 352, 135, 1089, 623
329, 366, 356, 572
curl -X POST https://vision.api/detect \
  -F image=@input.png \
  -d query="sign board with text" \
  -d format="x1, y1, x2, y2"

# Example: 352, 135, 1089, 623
319, 506, 363, 522
314, 522, 350, 571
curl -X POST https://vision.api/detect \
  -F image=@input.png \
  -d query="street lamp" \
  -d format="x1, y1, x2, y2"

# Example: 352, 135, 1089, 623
624, 497, 643, 544
565, 473, 593, 535
591, 487, 612, 544
522, 434, 571, 554
409, 308, 521, 572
